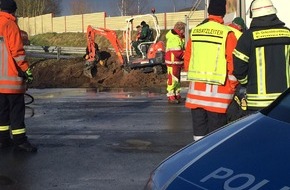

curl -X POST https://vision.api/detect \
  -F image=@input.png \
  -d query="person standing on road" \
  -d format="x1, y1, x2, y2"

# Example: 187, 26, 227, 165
233, 0, 290, 114
184, 0, 238, 141
226, 17, 248, 123
0, 0, 37, 152
165, 21, 186, 104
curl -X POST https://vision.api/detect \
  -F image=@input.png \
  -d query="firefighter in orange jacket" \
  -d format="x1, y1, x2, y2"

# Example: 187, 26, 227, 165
165, 21, 186, 104
228, 17, 246, 39
0, 0, 37, 152
183, 0, 238, 141
226, 17, 247, 122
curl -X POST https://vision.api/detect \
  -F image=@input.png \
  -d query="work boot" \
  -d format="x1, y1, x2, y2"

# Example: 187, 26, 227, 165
0, 139, 13, 149
14, 141, 37, 153
176, 95, 185, 103
168, 96, 179, 104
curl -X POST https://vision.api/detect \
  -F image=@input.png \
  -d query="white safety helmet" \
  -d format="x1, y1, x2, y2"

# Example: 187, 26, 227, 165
249, 0, 277, 18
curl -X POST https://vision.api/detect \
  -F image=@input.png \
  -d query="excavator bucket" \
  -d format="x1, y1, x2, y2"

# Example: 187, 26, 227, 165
83, 60, 97, 78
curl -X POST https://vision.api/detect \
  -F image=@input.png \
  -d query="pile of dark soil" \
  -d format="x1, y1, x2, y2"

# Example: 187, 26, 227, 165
27, 55, 168, 89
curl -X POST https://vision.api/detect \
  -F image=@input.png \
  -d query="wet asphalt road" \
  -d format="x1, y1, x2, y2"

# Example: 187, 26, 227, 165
0, 88, 193, 190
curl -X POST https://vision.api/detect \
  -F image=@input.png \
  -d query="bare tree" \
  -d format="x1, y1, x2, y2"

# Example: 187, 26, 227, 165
15, 0, 62, 17
117, 0, 150, 16
69, 0, 96, 15
46, 0, 62, 16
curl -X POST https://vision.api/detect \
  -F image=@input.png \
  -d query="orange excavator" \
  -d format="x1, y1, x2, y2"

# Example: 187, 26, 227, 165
83, 26, 124, 78
83, 9, 166, 78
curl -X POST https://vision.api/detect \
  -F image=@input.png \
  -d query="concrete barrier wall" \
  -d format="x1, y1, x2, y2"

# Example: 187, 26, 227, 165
35, 15, 43, 35
53, 17, 66, 33
66, 15, 83, 33
28, 17, 36, 35
106, 16, 131, 30
18, 10, 205, 36
83, 12, 106, 29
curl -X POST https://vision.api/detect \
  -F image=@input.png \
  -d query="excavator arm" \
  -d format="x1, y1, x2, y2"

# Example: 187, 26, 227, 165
86, 25, 124, 65
84, 25, 125, 78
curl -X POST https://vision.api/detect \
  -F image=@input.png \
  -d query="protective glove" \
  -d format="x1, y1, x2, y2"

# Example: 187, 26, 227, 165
235, 85, 247, 100
234, 85, 247, 111
24, 68, 33, 84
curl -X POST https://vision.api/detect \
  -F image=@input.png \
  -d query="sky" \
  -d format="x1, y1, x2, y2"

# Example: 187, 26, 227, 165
61, 0, 198, 17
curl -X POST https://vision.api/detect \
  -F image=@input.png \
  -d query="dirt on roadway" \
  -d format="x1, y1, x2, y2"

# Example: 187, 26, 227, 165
27, 54, 171, 89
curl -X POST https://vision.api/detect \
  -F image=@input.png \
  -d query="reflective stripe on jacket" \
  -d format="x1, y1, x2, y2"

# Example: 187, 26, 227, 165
233, 21, 290, 110
187, 21, 230, 85
184, 16, 238, 113
165, 29, 185, 65
0, 12, 28, 94
185, 82, 235, 113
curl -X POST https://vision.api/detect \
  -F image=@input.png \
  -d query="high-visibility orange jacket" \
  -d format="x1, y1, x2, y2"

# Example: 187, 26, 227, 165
184, 16, 238, 113
0, 11, 28, 94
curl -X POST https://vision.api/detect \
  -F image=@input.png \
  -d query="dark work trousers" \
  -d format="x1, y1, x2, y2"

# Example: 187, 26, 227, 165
0, 93, 27, 144
191, 108, 227, 136
132, 40, 142, 56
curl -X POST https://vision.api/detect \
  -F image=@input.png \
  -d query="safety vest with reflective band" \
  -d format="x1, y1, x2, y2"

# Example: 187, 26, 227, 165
165, 30, 185, 65
233, 28, 290, 110
0, 12, 28, 94
185, 80, 236, 113
187, 21, 230, 85
227, 26, 242, 39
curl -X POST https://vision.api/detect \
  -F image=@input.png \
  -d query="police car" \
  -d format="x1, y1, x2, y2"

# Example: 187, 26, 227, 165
145, 88, 290, 189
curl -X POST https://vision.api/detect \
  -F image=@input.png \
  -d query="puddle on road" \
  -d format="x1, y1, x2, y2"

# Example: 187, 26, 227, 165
125, 139, 152, 149
29, 87, 168, 100
110, 139, 152, 151
85, 88, 165, 99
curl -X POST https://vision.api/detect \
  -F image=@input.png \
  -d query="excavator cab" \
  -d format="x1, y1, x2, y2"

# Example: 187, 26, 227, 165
123, 9, 166, 73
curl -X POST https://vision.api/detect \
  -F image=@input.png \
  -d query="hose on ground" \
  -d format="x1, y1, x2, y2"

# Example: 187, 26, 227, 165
25, 93, 34, 105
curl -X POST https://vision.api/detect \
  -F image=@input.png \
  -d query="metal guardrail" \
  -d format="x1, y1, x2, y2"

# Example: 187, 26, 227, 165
24, 45, 189, 80
24, 45, 86, 60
